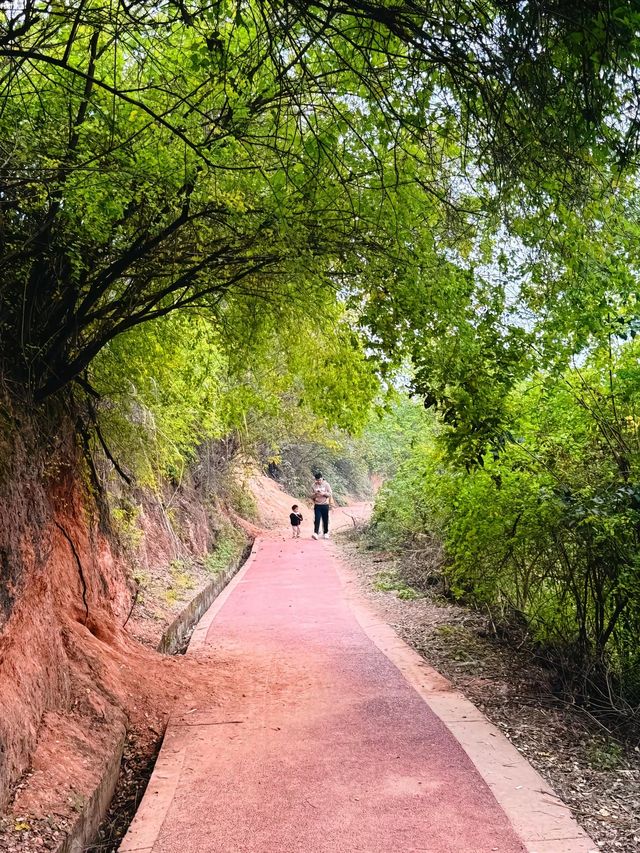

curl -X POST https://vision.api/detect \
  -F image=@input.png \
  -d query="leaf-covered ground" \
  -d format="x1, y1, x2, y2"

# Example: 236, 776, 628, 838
337, 533, 640, 853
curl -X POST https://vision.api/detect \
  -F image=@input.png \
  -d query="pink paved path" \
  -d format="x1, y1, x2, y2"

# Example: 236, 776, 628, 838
123, 538, 527, 853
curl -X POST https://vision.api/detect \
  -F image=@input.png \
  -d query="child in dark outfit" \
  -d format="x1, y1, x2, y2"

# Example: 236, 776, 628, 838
290, 505, 303, 538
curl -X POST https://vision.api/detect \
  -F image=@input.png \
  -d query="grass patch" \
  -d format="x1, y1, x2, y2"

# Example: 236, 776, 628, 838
111, 501, 144, 551
226, 480, 259, 520
204, 524, 247, 575
163, 558, 196, 603
587, 737, 624, 771
374, 570, 422, 600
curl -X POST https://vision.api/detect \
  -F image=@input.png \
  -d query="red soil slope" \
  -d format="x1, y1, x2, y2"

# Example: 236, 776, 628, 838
0, 470, 317, 850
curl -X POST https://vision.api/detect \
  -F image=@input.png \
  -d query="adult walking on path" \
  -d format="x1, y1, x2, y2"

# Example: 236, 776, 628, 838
310, 471, 333, 539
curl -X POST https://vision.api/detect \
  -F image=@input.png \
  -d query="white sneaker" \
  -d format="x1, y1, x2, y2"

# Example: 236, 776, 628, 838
323, 533, 330, 539
312, 533, 318, 540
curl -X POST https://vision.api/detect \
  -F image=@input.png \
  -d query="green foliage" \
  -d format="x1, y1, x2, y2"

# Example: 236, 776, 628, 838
266, 434, 372, 504
268, 394, 434, 509
110, 501, 144, 552
374, 342, 640, 711
374, 570, 422, 600
224, 476, 259, 520
84, 281, 379, 489
204, 524, 247, 575
587, 738, 624, 771
3, 0, 640, 406
0, 0, 448, 403
218, 296, 379, 440
166, 559, 196, 603
358, 395, 434, 478
371, 433, 456, 547
91, 312, 224, 486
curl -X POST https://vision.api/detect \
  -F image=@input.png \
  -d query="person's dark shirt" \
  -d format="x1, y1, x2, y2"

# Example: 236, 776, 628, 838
290, 512, 302, 526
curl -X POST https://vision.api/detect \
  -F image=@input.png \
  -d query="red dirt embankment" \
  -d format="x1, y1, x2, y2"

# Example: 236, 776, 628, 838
0, 446, 235, 848
0, 451, 307, 850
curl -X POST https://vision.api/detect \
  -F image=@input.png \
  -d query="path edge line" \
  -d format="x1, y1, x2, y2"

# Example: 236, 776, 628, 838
187, 537, 262, 655
333, 554, 599, 853
157, 542, 253, 654
118, 539, 263, 852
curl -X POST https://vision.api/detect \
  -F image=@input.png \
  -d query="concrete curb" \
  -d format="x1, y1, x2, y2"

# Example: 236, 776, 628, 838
186, 537, 262, 655
54, 542, 254, 853
157, 543, 253, 655
54, 724, 126, 853
119, 539, 263, 852
333, 552, 599, 853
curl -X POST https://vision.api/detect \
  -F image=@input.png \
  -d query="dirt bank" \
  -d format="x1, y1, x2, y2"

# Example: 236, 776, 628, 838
0, 461, 299, 851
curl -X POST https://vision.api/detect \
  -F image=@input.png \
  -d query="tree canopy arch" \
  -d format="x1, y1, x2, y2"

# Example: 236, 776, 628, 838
1, 0, 639, 402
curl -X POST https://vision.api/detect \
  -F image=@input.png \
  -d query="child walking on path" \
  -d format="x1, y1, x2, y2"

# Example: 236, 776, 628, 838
290, 505, 303, 538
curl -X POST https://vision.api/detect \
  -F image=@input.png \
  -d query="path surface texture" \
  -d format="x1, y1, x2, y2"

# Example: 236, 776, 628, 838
121, 528, 596, 853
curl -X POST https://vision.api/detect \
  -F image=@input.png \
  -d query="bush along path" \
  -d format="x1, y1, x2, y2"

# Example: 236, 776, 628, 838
119, 527, 595, 853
